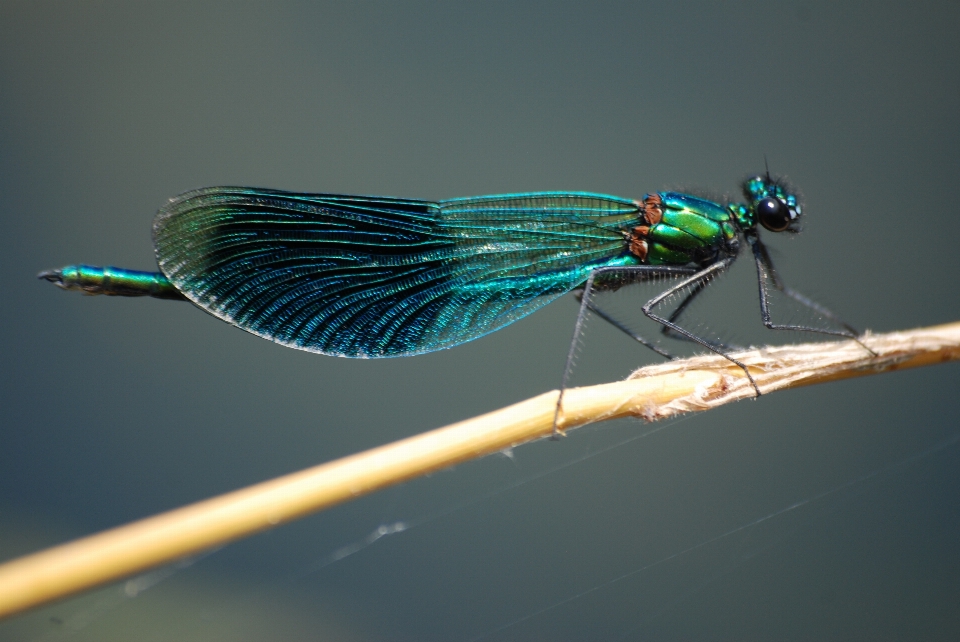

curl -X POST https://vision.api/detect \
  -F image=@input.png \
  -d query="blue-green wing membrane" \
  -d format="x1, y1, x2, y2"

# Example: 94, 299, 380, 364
153, 188, 639, 356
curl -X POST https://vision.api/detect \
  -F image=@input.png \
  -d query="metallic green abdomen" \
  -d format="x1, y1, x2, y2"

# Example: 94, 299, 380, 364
37, 265, 186, 300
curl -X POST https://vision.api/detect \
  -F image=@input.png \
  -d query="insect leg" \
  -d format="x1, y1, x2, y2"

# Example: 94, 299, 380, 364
574, 289, 675, 359
554, 270, 601, 438
750, 237, 876, 354
657, 279, 741, 352
641, 258, 763, 396
554, 265, 693, 436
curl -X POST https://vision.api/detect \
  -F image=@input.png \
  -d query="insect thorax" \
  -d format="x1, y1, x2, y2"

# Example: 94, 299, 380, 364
627, 192, 741, 266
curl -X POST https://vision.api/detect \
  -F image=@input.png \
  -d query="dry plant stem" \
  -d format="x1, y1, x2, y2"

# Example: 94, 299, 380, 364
1, 322, 959, 620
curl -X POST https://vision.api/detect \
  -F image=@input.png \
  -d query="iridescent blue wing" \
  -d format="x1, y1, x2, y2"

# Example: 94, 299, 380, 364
153, 187, 638, 356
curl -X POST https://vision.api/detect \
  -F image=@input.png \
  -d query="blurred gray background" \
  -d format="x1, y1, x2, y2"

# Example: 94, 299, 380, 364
2, 2, 959, 640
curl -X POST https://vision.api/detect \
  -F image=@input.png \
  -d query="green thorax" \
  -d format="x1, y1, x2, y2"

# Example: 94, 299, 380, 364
627, 192, 741, 266
626, 175, 802, 266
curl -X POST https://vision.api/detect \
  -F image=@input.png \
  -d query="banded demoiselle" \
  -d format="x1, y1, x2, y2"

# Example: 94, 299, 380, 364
39, 173, 867, 423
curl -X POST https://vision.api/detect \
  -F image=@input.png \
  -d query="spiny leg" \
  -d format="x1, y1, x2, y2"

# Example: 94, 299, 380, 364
750, 237, 876, 355
657, 277, 742, 352
641, 258, 763, 395
554, 271, 600, 438
554, 265, 695, 436
574, 289, 674, 359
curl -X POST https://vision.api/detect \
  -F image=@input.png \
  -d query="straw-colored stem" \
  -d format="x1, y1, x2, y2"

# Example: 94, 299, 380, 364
1, 321, 958, 619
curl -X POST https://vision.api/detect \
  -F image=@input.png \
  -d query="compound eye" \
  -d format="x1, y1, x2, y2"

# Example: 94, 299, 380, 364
757, 197, 791, 232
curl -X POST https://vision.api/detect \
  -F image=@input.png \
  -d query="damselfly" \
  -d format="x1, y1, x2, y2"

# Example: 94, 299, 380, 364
40, 173, 867, 426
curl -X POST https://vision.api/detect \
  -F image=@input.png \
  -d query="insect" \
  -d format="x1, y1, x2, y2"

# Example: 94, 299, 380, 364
39, 173, 866, 427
